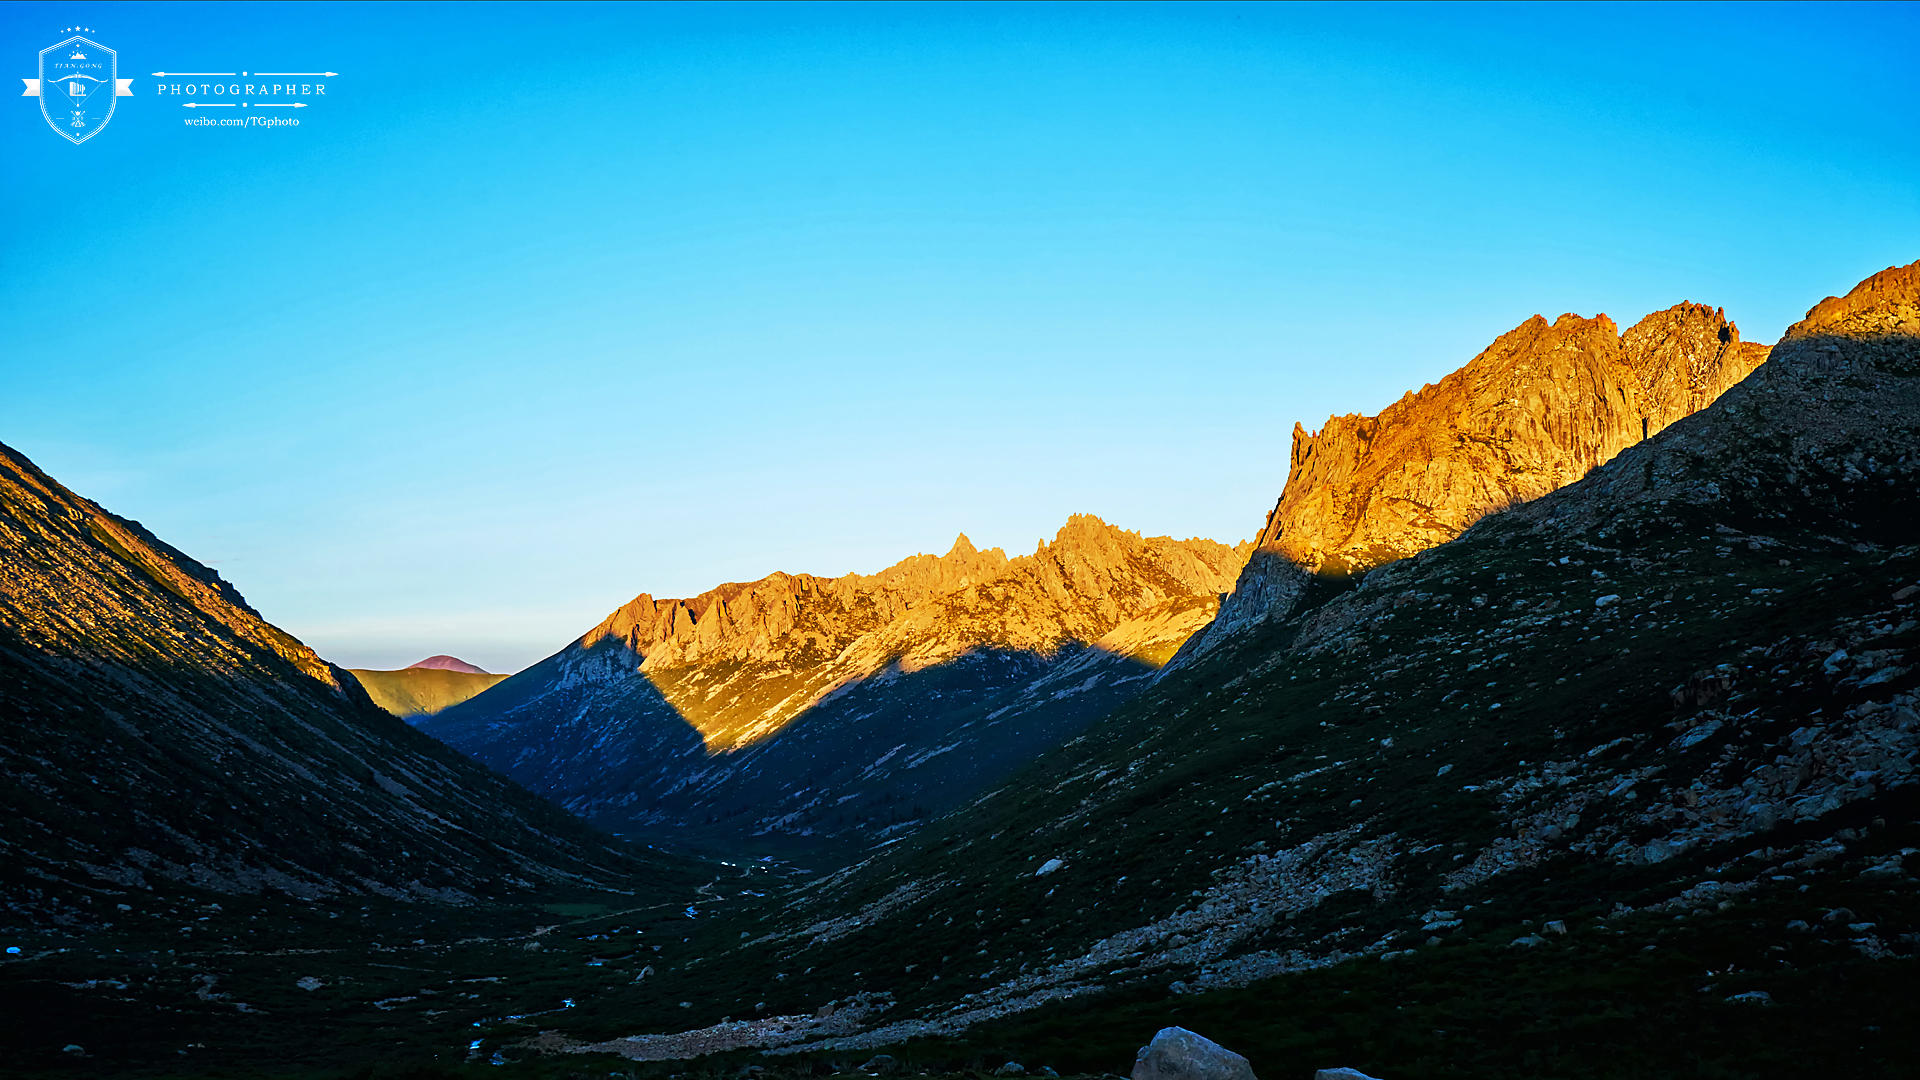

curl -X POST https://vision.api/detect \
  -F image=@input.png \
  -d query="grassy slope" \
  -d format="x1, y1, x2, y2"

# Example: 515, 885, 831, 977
0, 861, 721, 1079
502, 525, 1916, 1080
0, 438, 719, 1077
879, 532, 1920, 1080
3, 559, 1910, 1078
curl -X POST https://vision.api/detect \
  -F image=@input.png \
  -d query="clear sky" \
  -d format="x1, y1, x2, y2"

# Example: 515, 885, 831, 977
4, 2, 1917, 673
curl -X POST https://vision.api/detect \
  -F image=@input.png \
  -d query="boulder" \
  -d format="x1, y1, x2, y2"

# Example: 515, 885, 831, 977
1131, 1026, 1257, 1080
1314, 1070, 1384, 1080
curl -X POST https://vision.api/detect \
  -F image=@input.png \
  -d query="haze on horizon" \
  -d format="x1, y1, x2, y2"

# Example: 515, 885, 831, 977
4, 1, 1918, 673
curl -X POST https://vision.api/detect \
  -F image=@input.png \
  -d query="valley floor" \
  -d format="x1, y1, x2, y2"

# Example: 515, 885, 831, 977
12, 526, 1915, 1080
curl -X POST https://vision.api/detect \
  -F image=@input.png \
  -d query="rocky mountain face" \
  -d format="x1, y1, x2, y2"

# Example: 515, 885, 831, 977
422, 516, 1249, 854
0, 441, 656, 926
348, 663, 508, 718
1178, 303, 1768, 664
494, 263, 1918, 1079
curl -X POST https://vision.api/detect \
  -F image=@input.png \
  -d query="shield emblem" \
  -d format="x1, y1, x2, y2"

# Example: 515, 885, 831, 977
39, 36, 117, 144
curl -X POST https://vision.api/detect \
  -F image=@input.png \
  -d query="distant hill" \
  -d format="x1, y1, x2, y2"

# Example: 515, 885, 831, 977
347, 663, 507, 717
410, 653, 490, 674
422, 517, 1250, 855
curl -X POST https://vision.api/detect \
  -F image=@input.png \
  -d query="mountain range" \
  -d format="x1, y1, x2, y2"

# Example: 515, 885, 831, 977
422, 519, 1250, 855
424, 299, 1772, 860
2, 262, 1916, 1079
486, 261, 1919, 1078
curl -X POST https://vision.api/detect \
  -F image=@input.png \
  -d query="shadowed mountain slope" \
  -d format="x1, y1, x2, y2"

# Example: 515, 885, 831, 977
497, 263, 1920, 1080
1178, 302, 1768, 665
423, 517, 1248, 855
0, 441, 661, 923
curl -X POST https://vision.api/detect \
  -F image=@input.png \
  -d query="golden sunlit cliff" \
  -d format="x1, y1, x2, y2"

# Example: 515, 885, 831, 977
577, 515, 1250, 752
1175, 301, 1768, 663
1266, 302, 1767, 578
422, 515, 1249, 852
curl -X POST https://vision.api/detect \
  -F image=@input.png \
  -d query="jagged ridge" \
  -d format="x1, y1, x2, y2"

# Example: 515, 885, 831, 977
1178, 301, 1768, 664
423, 516, 1249, 852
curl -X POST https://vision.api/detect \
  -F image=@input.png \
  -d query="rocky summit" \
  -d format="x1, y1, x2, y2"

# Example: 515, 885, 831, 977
1177, 303, 1766, 666
1270, 303, 1766, 577
423, 516, 1249, 854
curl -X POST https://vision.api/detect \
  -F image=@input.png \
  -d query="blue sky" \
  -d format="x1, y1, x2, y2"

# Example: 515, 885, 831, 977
4, 2, 1917, 672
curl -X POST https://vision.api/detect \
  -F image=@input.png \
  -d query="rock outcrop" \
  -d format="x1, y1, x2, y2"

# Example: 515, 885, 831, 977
422, 517, 1248, 851
571, 519, 1246, 752
1502, 260, 1920, 538
1175, 302, 1767, 662
1774, 259, 1920, 374
1269, 303, 1766, 577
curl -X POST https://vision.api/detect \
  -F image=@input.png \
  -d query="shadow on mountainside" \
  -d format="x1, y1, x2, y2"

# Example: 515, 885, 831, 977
0, 620, 651, 921
425, 635, 1164, 862
421, 517, 1244, 863
1505, 329, 1920, 548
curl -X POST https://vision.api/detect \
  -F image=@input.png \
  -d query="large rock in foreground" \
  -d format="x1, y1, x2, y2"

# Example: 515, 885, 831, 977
1131, 1026, 1257, 1080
